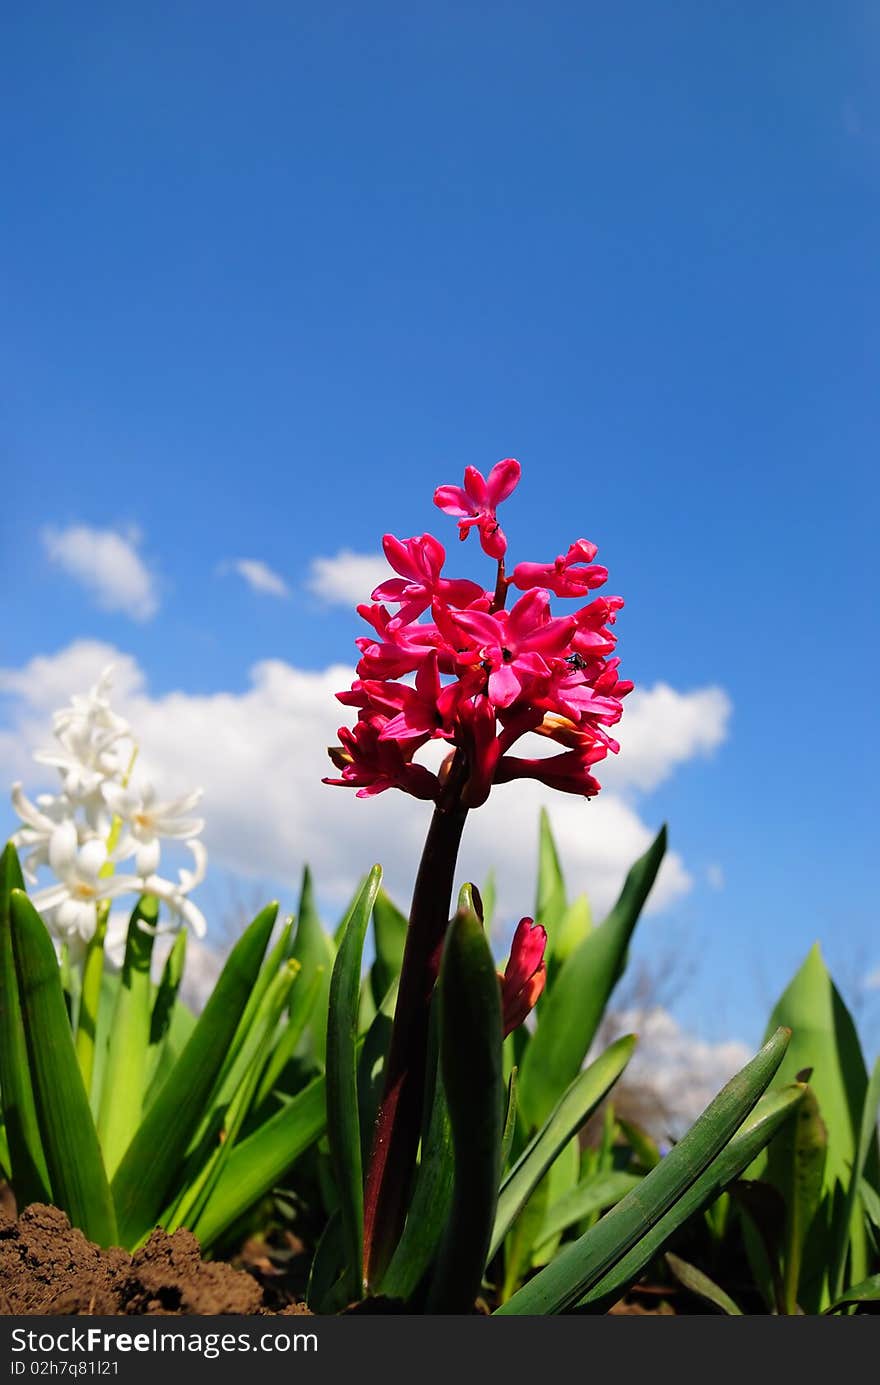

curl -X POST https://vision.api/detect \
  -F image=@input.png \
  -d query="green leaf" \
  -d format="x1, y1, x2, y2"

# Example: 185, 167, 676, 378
307, 1210, 350, 1313
253, 967, 323, 1109
380, 1028, 454, 1304
326, 865, 382, 1302
832, 1056, 880, 1300
480, 870, 497, 932
166, 959, 299, 1236
825, 1274, 880, 1312
370, 889, 407, 1007
519, 826, 666, 1129
535, 807, 567, 936
491, 1034, 636, 1262
501, 1068, 518, 1172
553, 895, 592, 969
766, 1083, 827, 1313
425, 897, 504, 1313
861, 1177, 880, 1232
757, 944, 876, 1309
96, 895, 158, 1178
9, 890, 116, 1244
0, 845, 51, 1207
617, 1118, 662, 1170
665, 1252, 743, 1315
112, 902, 278, 1248
496, 1027, 791, 1315
577, 1082, 806, 1314
192, 1073, 326, 1250
540, 1171, 643, 1244
289, 867, 335, 1064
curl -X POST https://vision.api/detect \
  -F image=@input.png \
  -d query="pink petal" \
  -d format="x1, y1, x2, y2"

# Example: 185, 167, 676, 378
463, 466, 489, 507
488, 662, 522, 708
485, 457, 521, 505
433, 484, 475, 518
382, 534, 419, 580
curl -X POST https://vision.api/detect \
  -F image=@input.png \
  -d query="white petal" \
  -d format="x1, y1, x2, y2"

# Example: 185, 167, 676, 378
32, 881, 71, 911
135, 836, 162, 877
48, 821, 79, 881
77, 838, 109, 885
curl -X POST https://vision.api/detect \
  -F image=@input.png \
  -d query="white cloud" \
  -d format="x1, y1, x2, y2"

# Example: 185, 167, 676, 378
222, 559, 290, 599
866, 968, 880, 992
601, 683, 732, 794
0, 642, 730, 935
306, 550, 389, 607
41, 525, 159, 621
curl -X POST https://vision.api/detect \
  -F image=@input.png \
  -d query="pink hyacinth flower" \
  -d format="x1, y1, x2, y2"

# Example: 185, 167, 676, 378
512, 540, 609, 599
499, 917, 548, 1036
444, 587, 575, 709
433, 458, 521, 559
372, 533, 486, 627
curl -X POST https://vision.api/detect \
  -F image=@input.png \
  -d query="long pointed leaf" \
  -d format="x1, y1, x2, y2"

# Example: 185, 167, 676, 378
490, 1034, 635, 1262
112, 902, 278, 1247
9, 890, 116, 1244
665, 1252, 743, 1314
96, 895, 158, 1178
425, 895, 504, 1313
0, 845, 50, 1207
576, 1082, 806, 1313
326, 865, 382, 1302
497, 1027, 791, 1314
519, 826, 666, 1128
289, 867, 334, 1064
192, 1073, 326, 1250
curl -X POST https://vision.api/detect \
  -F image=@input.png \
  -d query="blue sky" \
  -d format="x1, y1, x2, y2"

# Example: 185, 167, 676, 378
1, 3, 877, 1051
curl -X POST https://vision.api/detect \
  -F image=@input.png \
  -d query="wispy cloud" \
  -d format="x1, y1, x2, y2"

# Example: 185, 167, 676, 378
41, 524, 159, 622
221, 558, 290, 599
306, 549, 389, 607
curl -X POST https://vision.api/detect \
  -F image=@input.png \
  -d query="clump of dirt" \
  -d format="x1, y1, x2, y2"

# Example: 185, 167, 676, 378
0, 1204, 280, 1315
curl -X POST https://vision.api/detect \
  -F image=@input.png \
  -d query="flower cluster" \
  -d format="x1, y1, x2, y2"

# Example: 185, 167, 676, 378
10, 668, 207, 950
324, 459, 632, 810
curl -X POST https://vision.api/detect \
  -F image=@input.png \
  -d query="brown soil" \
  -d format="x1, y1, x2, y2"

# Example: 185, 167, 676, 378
0, 1204, 311, 1315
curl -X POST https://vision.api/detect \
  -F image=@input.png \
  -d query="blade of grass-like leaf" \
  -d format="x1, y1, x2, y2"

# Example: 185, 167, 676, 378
112, 902, 278, 1247
165, 961, 299, 1236
832, 1056, 880, 1301
519, 826, 666, 1129
0, 846, 51, 1207
665, 1252, 743, 1315
497, 1027, 791, 1315
553, 894, 592, 970
380, 1023, 454, 1305
192, 1072, 326, 1250
289, 867, 335, 1064
825, 1274, 880, 1312
370, 890, 407, 1008
424, 900, 504, 1313
757, 943, 875, 1308
490, 1035, 636, 1263
253, 967, 323, 1110
96, 895, 158, 1178
9, 890, 116, 1244
501, 1068, 518, 1172
326, 865, 382, 1303
307, 1209, 349, 1313
540, 1171, 643, 1244
576, 1082, 806, 1313
767, 1082, 827, 1314
536, 808, 567, 939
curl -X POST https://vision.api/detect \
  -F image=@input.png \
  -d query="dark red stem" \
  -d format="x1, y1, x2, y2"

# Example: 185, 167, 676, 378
362, 795, 468, 1287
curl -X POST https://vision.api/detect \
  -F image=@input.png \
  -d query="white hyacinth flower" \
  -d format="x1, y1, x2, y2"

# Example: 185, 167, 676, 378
141, 839, 208, 938
9, 665, 208, 949
10, 783, 76, 884
102, 781, 204, 877
31, 821, 141, 946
